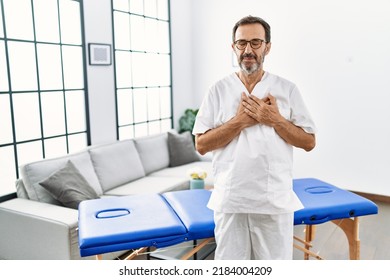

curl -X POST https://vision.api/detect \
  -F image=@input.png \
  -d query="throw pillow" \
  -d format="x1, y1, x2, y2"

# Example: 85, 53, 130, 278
39, 160, 99, 209
168, 131, 200, 167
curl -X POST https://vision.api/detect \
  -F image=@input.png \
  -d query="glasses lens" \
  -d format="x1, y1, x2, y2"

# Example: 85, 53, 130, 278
250, 39, 263, 49
235, 40, 248, 50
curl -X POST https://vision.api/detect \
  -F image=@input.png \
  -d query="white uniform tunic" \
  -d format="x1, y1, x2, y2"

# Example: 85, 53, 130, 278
193, 72, 317, 214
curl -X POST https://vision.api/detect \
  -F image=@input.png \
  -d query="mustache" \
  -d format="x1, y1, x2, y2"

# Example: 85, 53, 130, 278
240, 53, 257, 60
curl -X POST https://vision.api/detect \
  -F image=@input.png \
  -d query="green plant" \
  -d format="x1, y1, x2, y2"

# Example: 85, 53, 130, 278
179, 108, 199, 133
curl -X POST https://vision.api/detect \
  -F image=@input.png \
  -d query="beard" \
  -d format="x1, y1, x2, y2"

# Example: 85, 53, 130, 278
239, 53, 264, 75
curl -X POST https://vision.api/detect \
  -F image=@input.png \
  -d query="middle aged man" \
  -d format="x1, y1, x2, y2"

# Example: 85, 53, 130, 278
192, 15, 317, 260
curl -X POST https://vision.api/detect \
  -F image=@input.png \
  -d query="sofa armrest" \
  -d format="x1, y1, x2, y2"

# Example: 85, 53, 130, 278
0, 198, 79, 259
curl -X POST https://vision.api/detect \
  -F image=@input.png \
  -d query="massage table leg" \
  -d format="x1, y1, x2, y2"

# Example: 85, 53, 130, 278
94, 239, 215, 260
304, 225, 315, 260
293, 226, 323, 260
294, 217, 360, 260
95, 247, 149, 260
123, 247, 149, 260
331, 217, 360, 260
180, 238, 215, 260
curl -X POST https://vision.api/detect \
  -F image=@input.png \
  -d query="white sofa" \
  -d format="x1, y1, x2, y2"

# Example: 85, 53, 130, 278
0, 131, 213, 260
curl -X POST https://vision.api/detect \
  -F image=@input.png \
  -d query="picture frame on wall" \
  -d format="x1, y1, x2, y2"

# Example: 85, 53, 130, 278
88, 43, 111, 66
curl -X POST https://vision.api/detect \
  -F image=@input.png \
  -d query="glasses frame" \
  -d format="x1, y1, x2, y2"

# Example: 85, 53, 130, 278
234, 38, 266, 50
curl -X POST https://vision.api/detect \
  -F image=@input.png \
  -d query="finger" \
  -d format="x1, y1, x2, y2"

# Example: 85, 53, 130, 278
242, 100, 253, 111
267, 94, 276, 104
248, 94, 263, 106
243, 108, 259, 122
241, 92, 249, 102
242, 100, 257, 113
262, 96, 271, 105
262, 95, 274, 106
248, 94, 261, 101
244, 108, 255, 117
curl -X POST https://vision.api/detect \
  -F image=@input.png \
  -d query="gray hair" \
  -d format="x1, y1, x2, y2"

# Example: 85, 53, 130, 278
232, 15, 271, 43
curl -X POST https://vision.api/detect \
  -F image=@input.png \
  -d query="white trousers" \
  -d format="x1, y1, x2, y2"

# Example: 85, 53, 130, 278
213, 211, 294, 260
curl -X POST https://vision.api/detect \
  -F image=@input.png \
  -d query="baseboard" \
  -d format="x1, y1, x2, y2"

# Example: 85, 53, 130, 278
351, 190, 390, 204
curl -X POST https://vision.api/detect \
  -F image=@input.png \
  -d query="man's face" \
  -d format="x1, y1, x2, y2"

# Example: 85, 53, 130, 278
233, 23, 270, 75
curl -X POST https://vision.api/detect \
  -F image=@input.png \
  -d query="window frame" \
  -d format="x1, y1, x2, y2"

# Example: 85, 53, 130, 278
112, 0, 174, 140
0, 0, 90, 199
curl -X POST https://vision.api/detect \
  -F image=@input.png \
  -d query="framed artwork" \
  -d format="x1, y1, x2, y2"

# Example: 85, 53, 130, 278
88, 43, 111, 66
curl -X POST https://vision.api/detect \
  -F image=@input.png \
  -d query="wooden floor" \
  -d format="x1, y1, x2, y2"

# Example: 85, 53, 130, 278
129, 200, 389, 260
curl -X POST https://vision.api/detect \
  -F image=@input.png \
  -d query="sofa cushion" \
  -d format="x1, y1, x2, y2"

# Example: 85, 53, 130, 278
103, 176, 189, 196
168, 131, 200, 167
149, 161, 214, 187
20, 151, 103, 204
39, 160, 99, 209
134, 133, 170, 175
88, 140, 145, 192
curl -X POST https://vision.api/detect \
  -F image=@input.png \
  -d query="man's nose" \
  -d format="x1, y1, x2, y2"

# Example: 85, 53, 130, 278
244, 42, 253, 53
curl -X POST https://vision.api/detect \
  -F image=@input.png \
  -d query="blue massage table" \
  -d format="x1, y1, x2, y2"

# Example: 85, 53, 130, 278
78, 189, 214, 259
293, 178, 378, 259
78, 178, 378, 260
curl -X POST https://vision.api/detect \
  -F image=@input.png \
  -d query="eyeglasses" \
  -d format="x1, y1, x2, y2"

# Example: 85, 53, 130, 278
234, 39, 266, 50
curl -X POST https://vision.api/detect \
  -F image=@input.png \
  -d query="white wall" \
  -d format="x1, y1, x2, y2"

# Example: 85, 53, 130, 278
188, 0, 390, 196
170, 0, 196, 128
81, 0, 390, 196
83, 0, 117, 145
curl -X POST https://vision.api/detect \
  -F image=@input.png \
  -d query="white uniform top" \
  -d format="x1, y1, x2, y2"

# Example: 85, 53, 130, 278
193, 72, 317, 214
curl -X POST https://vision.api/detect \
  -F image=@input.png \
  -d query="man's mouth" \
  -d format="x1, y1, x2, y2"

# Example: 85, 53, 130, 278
241, 54, 256, 61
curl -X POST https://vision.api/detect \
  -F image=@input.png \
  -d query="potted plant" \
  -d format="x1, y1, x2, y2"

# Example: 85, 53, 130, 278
187, 167, 207, 189
179, 109, 199, 143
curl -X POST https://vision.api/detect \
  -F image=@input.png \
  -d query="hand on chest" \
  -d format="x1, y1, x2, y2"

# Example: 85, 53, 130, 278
216, 87, 290, 125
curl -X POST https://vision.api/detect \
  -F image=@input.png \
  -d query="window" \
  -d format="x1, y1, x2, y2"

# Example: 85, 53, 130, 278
0, 0, 89, 198
112, 0, 172, 140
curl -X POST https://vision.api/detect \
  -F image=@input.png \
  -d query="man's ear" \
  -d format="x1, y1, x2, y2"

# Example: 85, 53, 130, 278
265, 42, 272, 55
